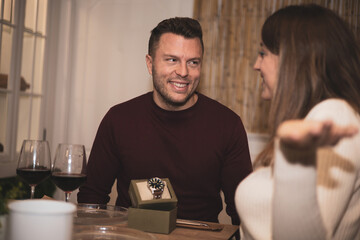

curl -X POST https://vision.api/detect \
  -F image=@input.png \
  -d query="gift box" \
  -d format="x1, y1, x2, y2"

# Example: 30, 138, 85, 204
128, 178, 178, 234
128, 207, 177, 234
128, 178, 177, 209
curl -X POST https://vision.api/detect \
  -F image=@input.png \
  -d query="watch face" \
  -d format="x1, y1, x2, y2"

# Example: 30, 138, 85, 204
148, 177, 165, 190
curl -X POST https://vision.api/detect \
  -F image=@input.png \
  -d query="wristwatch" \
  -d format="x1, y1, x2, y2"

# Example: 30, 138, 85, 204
147, 177, 165, 199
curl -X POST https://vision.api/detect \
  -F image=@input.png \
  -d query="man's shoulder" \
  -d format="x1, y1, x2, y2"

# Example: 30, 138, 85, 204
198, 93, 240, 118
110, 92, 152, 111
101, 92, 152, 122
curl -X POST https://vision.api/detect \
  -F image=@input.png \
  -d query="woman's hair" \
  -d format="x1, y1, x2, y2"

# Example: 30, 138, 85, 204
254, 4, 360, 168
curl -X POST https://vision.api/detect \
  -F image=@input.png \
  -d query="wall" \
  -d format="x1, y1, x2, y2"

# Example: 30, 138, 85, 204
50, 0, 195, 154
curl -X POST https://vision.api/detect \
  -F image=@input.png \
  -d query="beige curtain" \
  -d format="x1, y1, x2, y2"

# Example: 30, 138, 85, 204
193, 0, 360, 133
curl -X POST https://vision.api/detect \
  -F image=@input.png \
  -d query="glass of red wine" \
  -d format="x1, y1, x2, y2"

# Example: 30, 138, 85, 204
16, 140, 52, 199
51, 143, 87, 202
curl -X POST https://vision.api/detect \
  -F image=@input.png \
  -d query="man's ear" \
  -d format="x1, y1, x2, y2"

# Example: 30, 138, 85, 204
145, 54, 153, 75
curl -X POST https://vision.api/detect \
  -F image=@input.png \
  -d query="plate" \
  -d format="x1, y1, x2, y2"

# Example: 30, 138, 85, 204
74, 204, 128, 225
73, 225, 157, 240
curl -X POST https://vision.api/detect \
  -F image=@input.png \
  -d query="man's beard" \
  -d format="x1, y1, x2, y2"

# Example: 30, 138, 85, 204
152, 67, 196, 108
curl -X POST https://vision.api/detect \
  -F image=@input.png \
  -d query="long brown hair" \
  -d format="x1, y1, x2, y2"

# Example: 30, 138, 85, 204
254, 4, 360, 169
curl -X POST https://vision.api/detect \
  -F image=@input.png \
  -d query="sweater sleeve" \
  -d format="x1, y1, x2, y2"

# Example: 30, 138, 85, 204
222, 118, 253, 225
77, 109, 120, 204
273, 140, 327, 240
272, 99, 360, 239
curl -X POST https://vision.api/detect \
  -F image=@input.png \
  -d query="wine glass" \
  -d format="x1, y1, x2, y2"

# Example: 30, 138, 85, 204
51, 143, 87, 202
16, 140, 52, 199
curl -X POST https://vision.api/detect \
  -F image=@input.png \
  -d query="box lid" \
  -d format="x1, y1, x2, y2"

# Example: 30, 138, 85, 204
129, 178, 178, 210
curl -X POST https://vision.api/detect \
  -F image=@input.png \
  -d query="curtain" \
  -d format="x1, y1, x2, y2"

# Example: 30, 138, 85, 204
193, 0, 360, 133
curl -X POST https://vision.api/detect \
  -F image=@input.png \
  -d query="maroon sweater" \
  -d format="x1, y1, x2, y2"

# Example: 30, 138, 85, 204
78, 92, 252, 224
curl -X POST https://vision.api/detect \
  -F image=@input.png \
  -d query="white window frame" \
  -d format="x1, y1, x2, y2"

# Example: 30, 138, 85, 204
0, 0, 52, 178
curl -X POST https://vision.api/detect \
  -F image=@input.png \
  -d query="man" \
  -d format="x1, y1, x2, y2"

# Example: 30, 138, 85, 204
78, 17, 252, 225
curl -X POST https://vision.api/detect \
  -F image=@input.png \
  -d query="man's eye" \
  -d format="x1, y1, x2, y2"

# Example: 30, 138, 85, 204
166, 58, 176, 62
188, 60, 200, 66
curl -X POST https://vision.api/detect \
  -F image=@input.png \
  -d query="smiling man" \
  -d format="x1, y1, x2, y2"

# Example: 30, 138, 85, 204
78, 17, 252, 226
147, 31, 201, 111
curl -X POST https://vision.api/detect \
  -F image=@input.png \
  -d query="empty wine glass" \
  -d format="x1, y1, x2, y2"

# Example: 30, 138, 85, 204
51, 143, 87, 202
16, 140, 52, 199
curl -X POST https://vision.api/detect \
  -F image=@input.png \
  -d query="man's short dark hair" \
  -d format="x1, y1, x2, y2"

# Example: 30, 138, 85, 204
148, 17, 204, 57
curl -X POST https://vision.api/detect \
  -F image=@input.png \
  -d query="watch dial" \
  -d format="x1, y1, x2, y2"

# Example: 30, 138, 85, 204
148, 177, 164, 190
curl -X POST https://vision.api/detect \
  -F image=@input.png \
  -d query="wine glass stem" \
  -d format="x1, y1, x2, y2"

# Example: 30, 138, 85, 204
30, 185, 35, 199
65, 192, 71, 202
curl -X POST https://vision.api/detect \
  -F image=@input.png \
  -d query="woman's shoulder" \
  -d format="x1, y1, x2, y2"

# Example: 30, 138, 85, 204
308, 99, 360, 169
311, 98, 351, 108
306, 99, 360, 126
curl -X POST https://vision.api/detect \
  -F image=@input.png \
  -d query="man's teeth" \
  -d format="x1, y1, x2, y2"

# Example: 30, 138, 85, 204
173, 82, 187, 88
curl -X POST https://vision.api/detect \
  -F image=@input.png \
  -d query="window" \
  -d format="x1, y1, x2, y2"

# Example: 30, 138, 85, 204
0, 0, 49, 175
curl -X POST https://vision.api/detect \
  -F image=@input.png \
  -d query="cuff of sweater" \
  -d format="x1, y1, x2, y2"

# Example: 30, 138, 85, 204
274, 138, 317, 189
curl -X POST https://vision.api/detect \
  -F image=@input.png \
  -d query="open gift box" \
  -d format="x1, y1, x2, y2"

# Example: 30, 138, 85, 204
128, 178, 178, 234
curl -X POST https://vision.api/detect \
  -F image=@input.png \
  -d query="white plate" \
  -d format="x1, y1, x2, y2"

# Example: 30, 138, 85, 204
74, 204, 128, 225
73, 225, 157, 240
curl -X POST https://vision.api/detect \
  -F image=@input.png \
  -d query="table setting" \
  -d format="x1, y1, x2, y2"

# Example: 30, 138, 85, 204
4, 200, 238, 240
71, 203, 238, 240
3, 140, 238, 240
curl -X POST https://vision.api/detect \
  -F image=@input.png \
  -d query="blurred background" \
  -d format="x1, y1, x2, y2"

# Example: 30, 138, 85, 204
0, 0, 359, 223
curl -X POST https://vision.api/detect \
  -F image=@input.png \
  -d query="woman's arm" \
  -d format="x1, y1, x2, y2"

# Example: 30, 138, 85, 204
272, 120, 357, 240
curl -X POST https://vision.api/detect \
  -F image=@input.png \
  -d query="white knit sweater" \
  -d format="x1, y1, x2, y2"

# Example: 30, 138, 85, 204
235, 99, 360, 240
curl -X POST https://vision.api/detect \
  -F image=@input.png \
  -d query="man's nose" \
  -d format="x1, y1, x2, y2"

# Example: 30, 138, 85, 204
175, 62, 189, 78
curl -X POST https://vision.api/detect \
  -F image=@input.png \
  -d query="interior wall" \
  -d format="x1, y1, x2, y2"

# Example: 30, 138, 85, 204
51, 0, 195, 154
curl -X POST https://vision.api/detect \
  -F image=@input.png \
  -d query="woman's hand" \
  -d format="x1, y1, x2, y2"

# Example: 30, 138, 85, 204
276, 120, 358, 150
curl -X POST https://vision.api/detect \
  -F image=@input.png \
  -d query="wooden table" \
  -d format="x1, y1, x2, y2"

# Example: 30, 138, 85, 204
118, 221, 239, 240
74, 222, 238, 240
37, 199, 238, 239
152, 223, 238, 240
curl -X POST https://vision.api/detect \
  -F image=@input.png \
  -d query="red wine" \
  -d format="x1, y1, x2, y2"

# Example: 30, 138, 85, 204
51, 173, 87, 192
16, 167, 51, 185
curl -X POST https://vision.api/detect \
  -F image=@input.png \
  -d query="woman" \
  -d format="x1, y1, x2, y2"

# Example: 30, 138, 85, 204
235, 4, 360, 240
